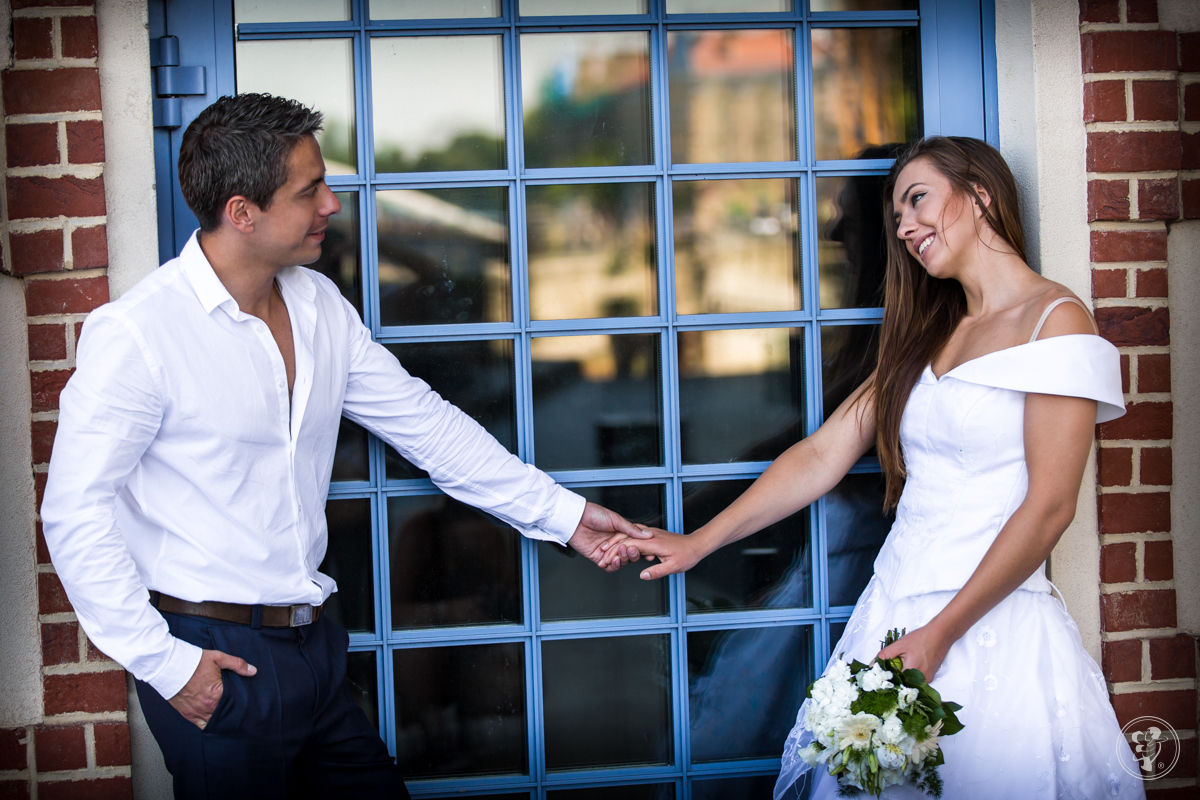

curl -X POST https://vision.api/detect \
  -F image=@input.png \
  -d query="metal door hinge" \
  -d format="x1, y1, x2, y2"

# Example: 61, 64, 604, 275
151, 35, 206, 129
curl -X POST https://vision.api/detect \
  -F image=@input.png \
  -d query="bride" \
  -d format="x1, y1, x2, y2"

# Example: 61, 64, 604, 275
604, 137, 1145, 798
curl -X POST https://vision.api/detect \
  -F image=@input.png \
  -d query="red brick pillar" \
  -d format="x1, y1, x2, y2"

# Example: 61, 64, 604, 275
1081, 0, 1199, 793
0, 2, 133, 798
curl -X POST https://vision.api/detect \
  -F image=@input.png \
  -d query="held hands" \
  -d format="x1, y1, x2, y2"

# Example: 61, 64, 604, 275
570, 502, 653, 573
168, 649, 257, 729
875, 623, 953, 683
599, 525, 707, 580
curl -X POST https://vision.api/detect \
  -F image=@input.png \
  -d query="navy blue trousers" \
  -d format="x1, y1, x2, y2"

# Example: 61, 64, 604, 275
136, 611, 409, 799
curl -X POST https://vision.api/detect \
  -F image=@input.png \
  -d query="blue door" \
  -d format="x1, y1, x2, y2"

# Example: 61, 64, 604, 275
150, 1, 997, 796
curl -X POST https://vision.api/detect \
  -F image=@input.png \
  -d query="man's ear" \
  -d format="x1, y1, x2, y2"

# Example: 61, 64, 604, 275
223, 195, 256, 233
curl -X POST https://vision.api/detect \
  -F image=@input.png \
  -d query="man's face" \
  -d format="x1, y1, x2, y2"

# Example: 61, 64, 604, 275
250, 135, 341, 268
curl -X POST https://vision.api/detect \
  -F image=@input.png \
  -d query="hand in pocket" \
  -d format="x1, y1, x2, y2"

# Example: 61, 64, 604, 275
168, 649, 257, 729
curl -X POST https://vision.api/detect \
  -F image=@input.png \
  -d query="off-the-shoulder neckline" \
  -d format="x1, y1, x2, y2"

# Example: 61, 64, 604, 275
927, 333, 1108, 382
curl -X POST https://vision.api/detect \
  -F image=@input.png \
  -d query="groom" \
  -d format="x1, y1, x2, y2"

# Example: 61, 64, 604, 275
40, 93, 647, 799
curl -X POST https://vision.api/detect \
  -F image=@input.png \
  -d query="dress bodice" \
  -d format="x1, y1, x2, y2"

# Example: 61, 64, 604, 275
872, 334, 1126, 600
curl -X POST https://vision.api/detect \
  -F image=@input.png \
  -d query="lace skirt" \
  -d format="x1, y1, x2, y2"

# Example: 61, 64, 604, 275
774, 576, 1146, 800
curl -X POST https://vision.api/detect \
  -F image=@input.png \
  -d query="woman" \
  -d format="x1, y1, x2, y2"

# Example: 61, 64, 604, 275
604, 137, 1143, 798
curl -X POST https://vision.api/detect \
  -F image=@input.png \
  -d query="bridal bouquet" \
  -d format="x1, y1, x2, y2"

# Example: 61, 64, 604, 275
798, 629, 964, 797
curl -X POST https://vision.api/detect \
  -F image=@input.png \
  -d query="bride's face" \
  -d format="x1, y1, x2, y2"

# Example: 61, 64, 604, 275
891, 157, 985, 280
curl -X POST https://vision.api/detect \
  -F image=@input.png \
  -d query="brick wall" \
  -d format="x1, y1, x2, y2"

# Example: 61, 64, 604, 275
0, 1, 132, 798
1082, 0, 1200, 794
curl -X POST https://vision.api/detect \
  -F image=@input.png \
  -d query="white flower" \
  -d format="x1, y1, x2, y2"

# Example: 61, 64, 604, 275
859, 662, 896, 693
897, 686, 919, 709
983, 673, 999, 691
798, 743, 824, 767
908, 719, 943, 765
836, 712, 881, 751
875, 742, 907, 771
877, 714, 906, 745
975, 625, 998, 648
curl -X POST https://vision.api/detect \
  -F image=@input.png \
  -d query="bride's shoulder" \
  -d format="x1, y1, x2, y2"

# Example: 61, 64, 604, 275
1023, 283, 1097, 342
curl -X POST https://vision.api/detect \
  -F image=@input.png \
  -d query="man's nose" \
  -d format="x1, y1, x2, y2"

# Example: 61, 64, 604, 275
322, 188, 342, 217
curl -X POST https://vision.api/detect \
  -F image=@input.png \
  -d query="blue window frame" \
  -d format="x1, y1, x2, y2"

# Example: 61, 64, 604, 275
150, 1, 997, 796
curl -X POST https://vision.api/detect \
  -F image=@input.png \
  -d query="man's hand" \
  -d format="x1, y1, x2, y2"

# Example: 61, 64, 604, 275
168, 649, 257, 729
568, 502, 652, 573
600, 525, 706, 579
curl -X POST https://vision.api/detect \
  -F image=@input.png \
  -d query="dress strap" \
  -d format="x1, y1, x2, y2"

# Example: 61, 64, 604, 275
1029, 296, 1098, 343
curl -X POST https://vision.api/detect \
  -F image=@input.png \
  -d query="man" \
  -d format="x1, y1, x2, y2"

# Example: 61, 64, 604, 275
41, 93, 646, 798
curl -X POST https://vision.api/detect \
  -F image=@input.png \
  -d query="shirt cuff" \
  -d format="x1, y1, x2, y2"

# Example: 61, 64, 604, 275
146, 638, 204, 700
542, 487, 587, 546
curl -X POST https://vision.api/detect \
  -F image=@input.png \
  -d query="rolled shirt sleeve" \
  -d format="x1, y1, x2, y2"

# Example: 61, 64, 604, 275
338, 300, 586, 545
41, 310, 203, 699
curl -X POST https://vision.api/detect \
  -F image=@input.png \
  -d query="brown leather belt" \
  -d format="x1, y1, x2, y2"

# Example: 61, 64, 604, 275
151, 592, 322, 628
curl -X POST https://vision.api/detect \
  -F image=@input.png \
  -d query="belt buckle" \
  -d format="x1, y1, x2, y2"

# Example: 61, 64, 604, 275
289, 604, 313, 627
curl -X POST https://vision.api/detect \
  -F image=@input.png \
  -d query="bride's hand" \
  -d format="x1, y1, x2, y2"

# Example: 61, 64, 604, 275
875, 624, 954, 682
599, 525, 706, 578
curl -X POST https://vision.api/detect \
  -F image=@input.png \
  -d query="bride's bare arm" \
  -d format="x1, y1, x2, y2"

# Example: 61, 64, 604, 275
604, 376, 878, 577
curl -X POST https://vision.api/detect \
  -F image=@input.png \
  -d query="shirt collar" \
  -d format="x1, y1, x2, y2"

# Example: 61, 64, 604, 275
180, 230, 238, 316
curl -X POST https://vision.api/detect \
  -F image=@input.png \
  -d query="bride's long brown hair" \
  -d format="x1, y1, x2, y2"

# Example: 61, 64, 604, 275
865, 136, 1028, 510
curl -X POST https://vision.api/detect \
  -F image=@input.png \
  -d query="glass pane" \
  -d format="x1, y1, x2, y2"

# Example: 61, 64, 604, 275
312, 191, 362, 318
668, 0, 789, 10
523, 0, 648, 13
542, 634, 673, 771
820, 324, 878, 422
668, 30, 795, 164
672, 178, 801, 315
321, 498, 375, 634
522, 32, 653, 169
816, 174, 894, 310
372, 36, 505, 173
811, 0, 915, 9
394, 642, 526, 777
371, 0, 499, 18
811, 27, 921, 161
527, 182, 657, 321
346, 650, 379, 731
383, 339, 516, 480
332, 418, 369, 482
388, 494, 521, 629
376, 186, 511, 327
531, 334, 662, 471
550, 786, 674, 800
539, 484, 668, 622
830, 620, 847, 653
234, 0, 350, 23
691, 776, 778, 799
826, 472, 892, 607
235, 39, 357, 174
682, 479, 810, 612
678, 328, 804, 465
687, 625, 812, 761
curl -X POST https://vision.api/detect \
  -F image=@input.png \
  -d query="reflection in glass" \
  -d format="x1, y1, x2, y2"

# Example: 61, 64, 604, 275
687, 625, 812, 761
383, 340, 516, 480
550, 786, 674, 800
311, 192, 362, 317
817, 171, 898, 310
830, 621, 848, 654
682, 479, 810, 612
811, 27, 921, 161
388, 494, 521, 629
527, 182, 657, 321
539, 484, 668, 621
370, 0, 499, 18
234, 0, 350, 24
542, 635, 673, 770
523, 0, 647, 13
668, 30, 795, 164
668, 0, 788, 10
691, 775, 779, 799
235, 39, 356, 173
812, 0, 914, 9
531, 334, 662, 471
678, 328, 804, 464
375, 186, 511, 327
522, 32, 653, 169
394, 642, 526, 777
332, 418, 369, 482
372, 36, 505, 173
673, 178, 801, 315
827, 472, 892, 607
820, 324, 879, 422
346, 651, 379, 730
321, 498, 374, 634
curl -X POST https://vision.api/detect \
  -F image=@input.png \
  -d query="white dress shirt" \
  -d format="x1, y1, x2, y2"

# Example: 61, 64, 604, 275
41, 232, 585, 699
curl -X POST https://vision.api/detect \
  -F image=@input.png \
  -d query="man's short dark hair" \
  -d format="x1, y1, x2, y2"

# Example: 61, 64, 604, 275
178, 93, 324, 231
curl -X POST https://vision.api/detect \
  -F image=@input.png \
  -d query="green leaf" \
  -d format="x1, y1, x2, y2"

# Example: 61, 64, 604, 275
902, 668, 926, 685
901, 709, 928, 738
851, 688, 899, 717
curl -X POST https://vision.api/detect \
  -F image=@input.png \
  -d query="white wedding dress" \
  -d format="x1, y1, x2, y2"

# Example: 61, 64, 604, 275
775, 299, 1146, 800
